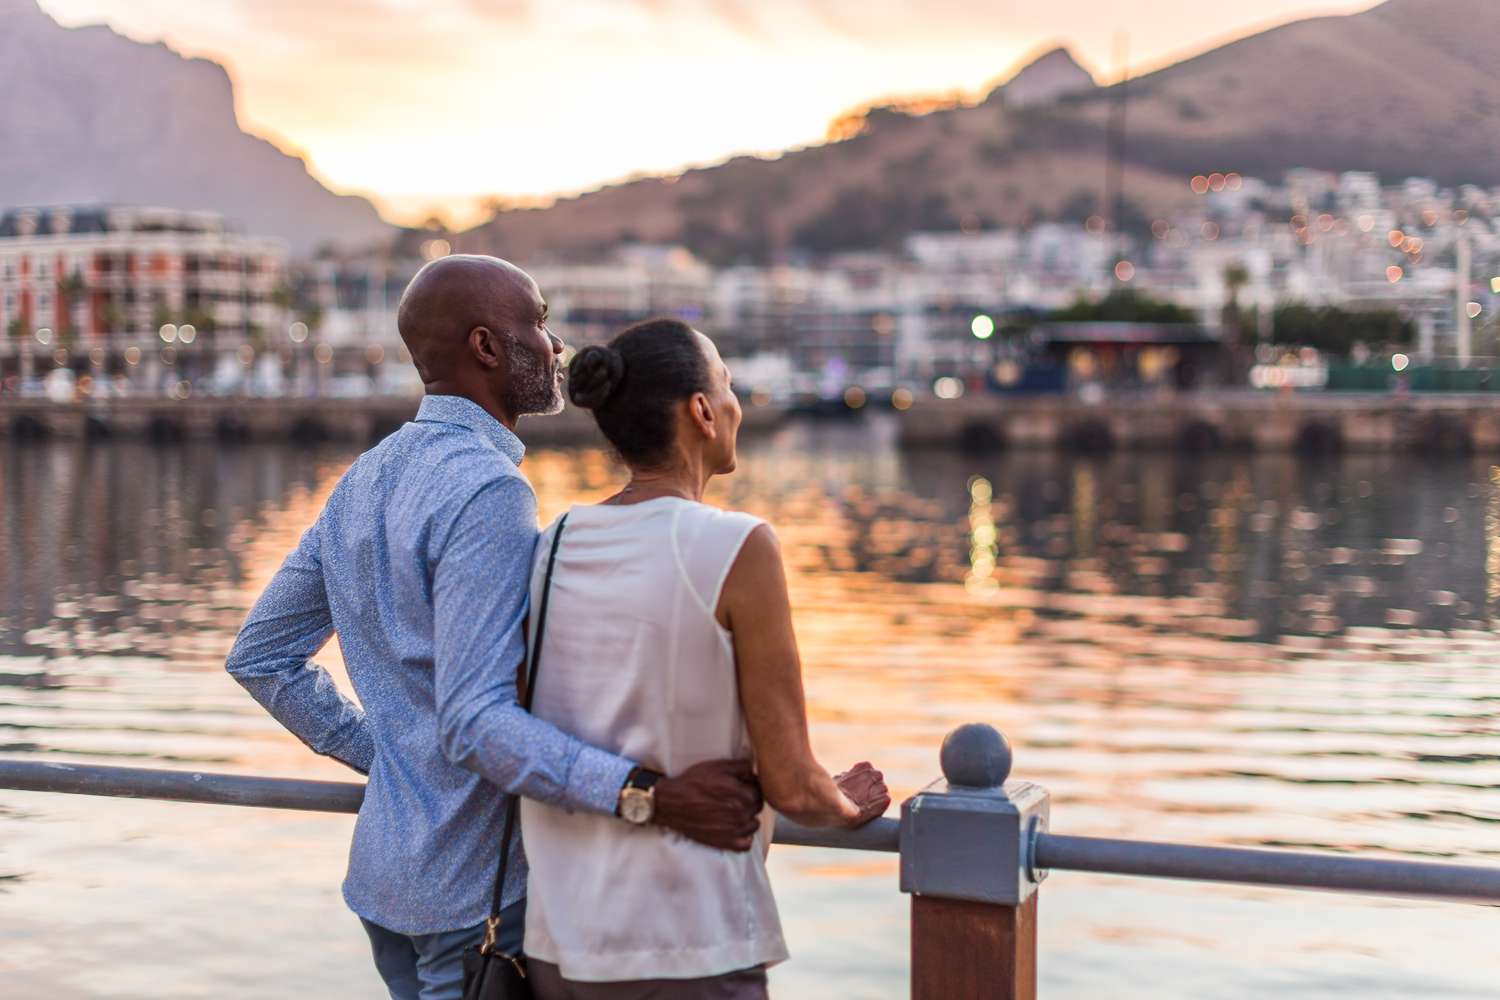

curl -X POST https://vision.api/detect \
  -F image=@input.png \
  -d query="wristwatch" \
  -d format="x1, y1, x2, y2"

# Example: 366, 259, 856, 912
617, 767, 663, 825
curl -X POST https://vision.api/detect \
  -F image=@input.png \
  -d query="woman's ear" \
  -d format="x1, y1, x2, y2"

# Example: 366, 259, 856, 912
689, 392, 717, 439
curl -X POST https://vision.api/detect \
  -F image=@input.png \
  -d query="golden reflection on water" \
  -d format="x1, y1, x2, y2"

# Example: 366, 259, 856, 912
1487, 466, 1500, 620
4, 424, 1500, 998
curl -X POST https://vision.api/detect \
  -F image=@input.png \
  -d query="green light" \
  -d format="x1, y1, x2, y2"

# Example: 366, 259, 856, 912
971, 314, 995, 340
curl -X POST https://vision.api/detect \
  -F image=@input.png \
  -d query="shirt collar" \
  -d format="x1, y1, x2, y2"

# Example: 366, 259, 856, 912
414, 395, 526, 465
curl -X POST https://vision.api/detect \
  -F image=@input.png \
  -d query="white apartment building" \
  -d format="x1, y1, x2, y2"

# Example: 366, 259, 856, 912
0, 206, 287, 344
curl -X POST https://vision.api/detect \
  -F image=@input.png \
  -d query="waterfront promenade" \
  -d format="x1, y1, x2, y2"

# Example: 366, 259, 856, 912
4, 390, 1498, 452
0, 393, 787, 446
899, 391, 1500, 453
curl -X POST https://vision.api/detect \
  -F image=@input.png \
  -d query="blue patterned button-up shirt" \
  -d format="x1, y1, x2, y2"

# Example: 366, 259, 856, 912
226, 394, 634, 933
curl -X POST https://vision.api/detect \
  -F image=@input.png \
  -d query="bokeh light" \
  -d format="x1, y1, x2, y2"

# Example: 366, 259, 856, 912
933, 377, 963, 400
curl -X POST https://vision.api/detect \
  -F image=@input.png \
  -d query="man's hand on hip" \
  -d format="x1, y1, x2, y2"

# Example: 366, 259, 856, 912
652, 758, 764, 852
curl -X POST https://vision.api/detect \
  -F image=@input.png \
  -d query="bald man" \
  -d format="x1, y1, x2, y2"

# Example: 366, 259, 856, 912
226, 256, 764, 1000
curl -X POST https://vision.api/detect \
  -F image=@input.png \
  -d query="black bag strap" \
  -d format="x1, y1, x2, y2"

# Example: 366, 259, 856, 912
481, 513, 568, 953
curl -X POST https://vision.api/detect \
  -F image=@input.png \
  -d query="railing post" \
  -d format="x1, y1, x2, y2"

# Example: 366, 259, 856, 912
901, 723, 1049, 1000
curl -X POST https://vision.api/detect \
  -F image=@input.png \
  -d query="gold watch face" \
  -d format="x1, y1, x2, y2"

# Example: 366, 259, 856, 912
620, 788, 654, 825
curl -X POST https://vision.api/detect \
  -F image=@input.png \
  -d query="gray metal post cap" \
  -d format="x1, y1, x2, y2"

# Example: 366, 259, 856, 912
940, 723, 1012, 788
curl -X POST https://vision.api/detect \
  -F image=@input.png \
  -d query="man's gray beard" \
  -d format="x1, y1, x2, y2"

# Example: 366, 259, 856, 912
506, 341, 564, 416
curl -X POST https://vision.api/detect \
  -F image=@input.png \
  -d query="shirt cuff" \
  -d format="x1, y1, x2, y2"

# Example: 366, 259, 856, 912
570, 746, 636, 816
334, 721, 378, 776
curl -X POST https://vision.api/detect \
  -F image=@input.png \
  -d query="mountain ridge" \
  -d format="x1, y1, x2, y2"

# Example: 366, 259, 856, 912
2, 0, 391, 254
993, 46, 1096, 108
462, 0, 1500, 263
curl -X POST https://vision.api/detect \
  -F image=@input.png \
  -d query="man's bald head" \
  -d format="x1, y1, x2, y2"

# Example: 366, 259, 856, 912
396, 254, 540, 384
396, 253, 564, 425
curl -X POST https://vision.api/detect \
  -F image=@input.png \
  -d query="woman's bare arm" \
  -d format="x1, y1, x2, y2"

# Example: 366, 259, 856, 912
719, 525, 889, 828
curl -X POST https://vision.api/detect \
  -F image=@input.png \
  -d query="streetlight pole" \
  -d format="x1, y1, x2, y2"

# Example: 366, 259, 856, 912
1455, 230, 1472, 366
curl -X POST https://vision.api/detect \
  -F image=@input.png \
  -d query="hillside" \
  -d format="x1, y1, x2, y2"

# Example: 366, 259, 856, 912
0, 0, 391, 254
1066, 0, 1500, 188
463, 0, 1500, 263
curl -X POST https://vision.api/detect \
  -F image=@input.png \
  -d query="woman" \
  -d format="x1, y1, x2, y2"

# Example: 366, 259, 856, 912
519, 318, 891, 999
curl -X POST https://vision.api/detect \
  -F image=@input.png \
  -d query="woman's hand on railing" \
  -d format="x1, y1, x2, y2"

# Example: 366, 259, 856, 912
833, 761, 891, 827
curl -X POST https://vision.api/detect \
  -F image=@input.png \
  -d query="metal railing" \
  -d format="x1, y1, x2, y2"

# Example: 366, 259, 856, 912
0, 757, 902, 855
4, 722, 1499, 998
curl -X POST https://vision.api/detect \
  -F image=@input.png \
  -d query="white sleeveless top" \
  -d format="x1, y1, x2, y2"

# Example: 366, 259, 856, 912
519, 498, 788, 982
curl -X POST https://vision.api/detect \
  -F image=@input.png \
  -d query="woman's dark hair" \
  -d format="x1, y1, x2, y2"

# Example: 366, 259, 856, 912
567, 318, 712, 467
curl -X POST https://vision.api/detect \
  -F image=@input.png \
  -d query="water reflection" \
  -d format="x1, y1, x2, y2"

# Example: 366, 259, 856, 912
2, 420, 1500, 998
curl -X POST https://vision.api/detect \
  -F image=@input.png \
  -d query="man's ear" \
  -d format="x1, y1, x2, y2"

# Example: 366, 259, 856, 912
469, 326, 504, 370
689, 392, 717, 439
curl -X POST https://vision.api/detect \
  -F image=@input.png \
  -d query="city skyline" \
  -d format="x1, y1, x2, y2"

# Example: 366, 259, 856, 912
38, 0, 1377, 227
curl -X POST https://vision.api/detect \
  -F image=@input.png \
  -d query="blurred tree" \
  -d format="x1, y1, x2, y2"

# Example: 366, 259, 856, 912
182, 305, 216, 333
58, 269, 87, 309
57, 270, 88, 346
1270, 303, 1414, 355
1222, 262, 1250, 342
1057, 190, 1099, 223
301, 301, 324, 334
101, 300, 127, 336
1052, 290, 1196, 324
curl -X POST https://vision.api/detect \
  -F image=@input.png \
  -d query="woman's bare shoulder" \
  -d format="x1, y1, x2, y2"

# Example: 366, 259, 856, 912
721, 522, 787, 610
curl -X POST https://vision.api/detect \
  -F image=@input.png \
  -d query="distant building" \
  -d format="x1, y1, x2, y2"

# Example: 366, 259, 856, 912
533, 245, 716, 351
0, 205, 286, 343
1337, 172, 1382, 215
1284, 168, 1340, 211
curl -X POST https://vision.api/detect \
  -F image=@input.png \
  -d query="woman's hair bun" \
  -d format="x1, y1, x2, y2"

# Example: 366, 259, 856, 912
567, 344, 626, 410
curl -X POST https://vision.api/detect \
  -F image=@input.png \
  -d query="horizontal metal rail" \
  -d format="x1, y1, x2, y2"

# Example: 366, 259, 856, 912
0, 758, 366, 812
7, 759, 1500, 902
0, 758, 900, 854
1033, 833, 1500, 904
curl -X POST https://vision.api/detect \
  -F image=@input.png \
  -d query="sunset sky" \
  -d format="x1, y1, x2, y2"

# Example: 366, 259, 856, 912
40, 0, 1377, 225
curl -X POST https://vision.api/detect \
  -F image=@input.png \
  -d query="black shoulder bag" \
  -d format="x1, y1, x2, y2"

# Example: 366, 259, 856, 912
461, 514, 568, 1000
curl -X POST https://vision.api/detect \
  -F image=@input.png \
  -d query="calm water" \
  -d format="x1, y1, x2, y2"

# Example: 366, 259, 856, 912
3, 416, 1499, 998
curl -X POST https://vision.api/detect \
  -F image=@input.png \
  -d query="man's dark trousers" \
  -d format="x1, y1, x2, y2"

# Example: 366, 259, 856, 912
361, 898, 526, 1000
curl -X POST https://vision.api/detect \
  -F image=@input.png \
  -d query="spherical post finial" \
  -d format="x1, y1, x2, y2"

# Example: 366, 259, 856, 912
940, 723, 1012, 788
